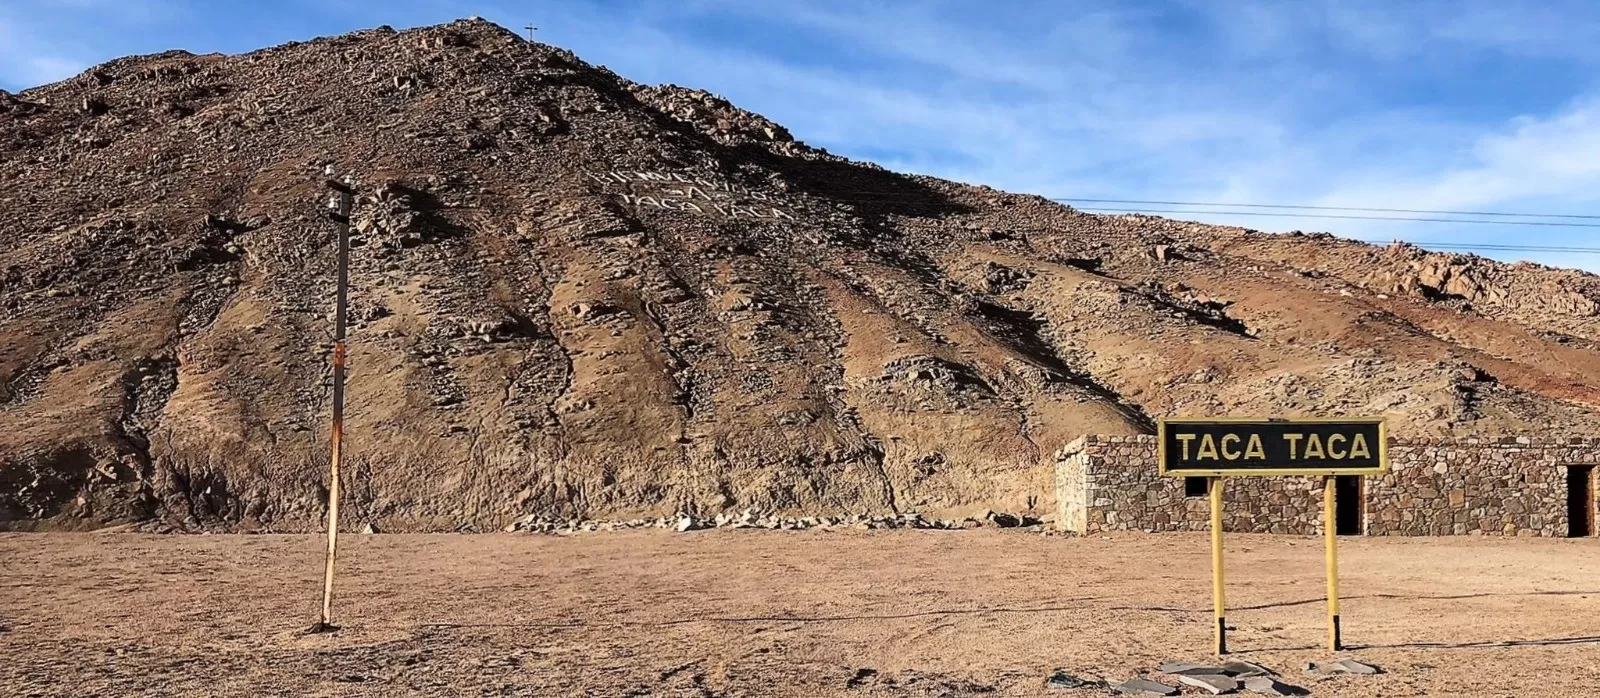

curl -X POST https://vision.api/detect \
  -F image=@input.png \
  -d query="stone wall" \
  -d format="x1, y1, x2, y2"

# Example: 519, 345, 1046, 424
1057, 435, 1600, 537
1055, 447, 1089, 533
1367, 438, 1600, 536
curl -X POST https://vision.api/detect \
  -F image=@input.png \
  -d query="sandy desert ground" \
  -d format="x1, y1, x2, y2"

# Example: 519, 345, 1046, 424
3, 530, 1599, 697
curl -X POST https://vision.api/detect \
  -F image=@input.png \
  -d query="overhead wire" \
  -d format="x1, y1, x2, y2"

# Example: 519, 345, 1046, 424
776, 188, 1600, 222
768, 190, 1600, 255
453, 182, 1600, 256
1070, 207, 1600, 229
1051, 197, 1600, 221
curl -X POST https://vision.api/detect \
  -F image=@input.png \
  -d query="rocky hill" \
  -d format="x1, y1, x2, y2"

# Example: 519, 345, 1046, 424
3, 19, 1599, 531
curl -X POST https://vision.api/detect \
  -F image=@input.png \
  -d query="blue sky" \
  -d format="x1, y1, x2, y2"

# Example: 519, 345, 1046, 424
5, 0, 1600, 271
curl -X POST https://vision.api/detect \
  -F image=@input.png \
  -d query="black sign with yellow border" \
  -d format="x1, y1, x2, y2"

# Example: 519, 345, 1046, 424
1158, 418, 1388, 476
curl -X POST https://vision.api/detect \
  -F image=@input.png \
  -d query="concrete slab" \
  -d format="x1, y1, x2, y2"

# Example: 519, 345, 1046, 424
1220, 660, 1272, 678
1243, 676, 1308, 696
1306, 658, 1382, 676
1157, 661, 1230, 676
1178, 673, 1240, 695
1331, 658, 1381, 675
1113, 678, 1180, 696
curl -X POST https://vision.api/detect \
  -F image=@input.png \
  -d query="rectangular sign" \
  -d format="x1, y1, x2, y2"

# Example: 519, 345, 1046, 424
1158, 418, 1387, 476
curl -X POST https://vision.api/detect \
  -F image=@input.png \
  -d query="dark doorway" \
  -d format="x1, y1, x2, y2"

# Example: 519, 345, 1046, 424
1335, 475, 1363, 535
1184, 477, 1208, 498
1568, 465, 1594, 538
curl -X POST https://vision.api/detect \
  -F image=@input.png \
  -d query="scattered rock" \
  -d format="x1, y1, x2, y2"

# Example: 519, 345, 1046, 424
1157, 661, 1229, 676
674, 515, 701, 532
1177, 673, 1239, 695
845, 667, 878, 688
1112, 678, 1179, 696
1220, 660, 1272, 678
1045, 670, 1101, 690
1242, 676, 1307, 696
1305, 658, 1381, 676
360, 522, 379, 534
1330, 658, 1380, 675
80, 96, 109, 115
984, 510, 1022, 528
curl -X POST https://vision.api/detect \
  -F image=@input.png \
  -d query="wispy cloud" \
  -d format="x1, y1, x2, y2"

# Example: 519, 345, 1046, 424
3, 54, 86, 87
0, 13, 85, 88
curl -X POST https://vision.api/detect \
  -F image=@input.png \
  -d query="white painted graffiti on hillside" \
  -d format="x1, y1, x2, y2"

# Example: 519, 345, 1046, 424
587, 169, 797, 221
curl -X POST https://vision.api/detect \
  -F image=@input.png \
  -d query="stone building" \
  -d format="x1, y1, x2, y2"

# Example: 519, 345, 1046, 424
1056, 435, 1600, 537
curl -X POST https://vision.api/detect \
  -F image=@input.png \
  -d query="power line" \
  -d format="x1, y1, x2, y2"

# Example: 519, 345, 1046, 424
757, 192, 1600, 253
1054, 198, 1600, 221
794, 188, 1600, 222
789, 193, 1600, 250
775, 190, 1600, 229
888, 214, 1600, 255
889, 218, 1600, 255
1073, 207, 1600, 229
494, 181, 1600, 255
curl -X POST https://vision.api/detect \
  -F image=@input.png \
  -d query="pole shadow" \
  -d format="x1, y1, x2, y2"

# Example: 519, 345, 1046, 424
398, 598, 1103, 631
1348, 636, 1600, 650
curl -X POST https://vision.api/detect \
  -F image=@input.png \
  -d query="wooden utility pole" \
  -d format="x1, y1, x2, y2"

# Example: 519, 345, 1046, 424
312, 165, 354, 633
525, 24, 537, 42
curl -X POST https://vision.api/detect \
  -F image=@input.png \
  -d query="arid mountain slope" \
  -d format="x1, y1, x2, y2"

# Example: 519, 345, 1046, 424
3, 19, 1598, 531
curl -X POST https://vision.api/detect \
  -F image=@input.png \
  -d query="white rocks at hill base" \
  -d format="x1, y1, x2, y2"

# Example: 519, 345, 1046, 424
498, 511, 1025, 534
983, 510, 1022, 527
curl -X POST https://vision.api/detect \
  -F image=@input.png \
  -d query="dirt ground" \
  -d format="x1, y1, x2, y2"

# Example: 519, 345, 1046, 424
2, 530, 1599, 697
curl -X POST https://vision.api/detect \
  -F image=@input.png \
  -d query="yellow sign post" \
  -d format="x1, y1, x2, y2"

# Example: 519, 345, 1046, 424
1160, 418, 1387, 655
1324, 476, 1342, 651
1209, 476, 1227, 655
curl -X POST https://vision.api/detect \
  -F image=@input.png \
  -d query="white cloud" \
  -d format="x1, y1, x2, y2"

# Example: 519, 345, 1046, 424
1433, 2, 1600, 62
12, 55, 86, 86
0, 10, 83, 89
0, 0, 180, 90
1297, 97, 1600, 238
521, 0, 1600, 272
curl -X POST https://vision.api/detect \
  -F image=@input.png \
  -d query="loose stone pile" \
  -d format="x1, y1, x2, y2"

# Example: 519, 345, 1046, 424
1051, 658, 1380, 696
502, 509, 1042, 534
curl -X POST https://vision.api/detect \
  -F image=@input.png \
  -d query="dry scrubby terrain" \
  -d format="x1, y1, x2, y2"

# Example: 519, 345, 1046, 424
4, 531, 1600, 697
3, 19, 1600, 532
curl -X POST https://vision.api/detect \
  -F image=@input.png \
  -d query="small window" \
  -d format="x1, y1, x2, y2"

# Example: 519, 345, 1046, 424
1184, 477, 1208, 497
